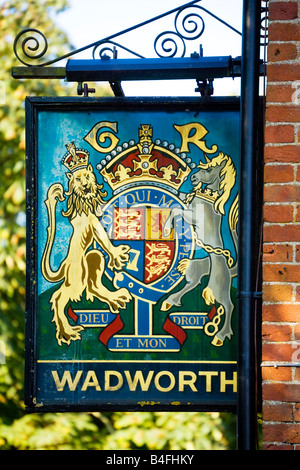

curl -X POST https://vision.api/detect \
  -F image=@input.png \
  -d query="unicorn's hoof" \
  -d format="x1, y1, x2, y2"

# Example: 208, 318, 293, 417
211, 335, 223, 347
161, 301, 172, 312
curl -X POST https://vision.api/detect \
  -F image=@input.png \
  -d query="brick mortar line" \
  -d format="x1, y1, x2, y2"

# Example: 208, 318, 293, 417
261, 424, 300, 429
264, 182, 300, 186
264, 162, 300, 165
265, 104, 299, 107
264, 198, 300, 203
263, 260, 298, 265
268, 40, 300, 44
267, 79, 300, 83
263, 221, 300, 225
262, 385, 300, 389
264, 240, 300, 246
263, 281, 300, 285
262, 321, 300, 325
262, 378, 300, 383
263, 226, 300, 230
266, 101, 299, 104
264, 201, 300, 204
265, 142, 300, 146
262, 340, 300, 344
268, 60, 300, 66
262, 400, 300, 405
263, 241, 299, 243
268, 18, 300, 23
264, 241, 300, 248
263, 255, 298, 258
263, 301, 300, 305
265, 122, 299, 125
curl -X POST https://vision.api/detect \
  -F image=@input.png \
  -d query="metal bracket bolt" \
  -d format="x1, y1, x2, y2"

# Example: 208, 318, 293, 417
77, 82, 96, 97
195, 78, 214, 97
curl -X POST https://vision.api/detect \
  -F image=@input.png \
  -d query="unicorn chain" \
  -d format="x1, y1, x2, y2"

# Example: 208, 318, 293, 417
204, 305, 225, 337
193, 232, 234, 267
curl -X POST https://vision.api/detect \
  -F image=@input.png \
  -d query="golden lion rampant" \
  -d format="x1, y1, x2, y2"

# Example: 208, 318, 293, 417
41, 163, 132, 346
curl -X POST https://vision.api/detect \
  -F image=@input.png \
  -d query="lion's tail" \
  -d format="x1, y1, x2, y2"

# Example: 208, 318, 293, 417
41, 183, 66, 283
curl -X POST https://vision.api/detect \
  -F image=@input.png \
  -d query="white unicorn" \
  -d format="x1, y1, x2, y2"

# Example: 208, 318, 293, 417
161, 152, 238, 347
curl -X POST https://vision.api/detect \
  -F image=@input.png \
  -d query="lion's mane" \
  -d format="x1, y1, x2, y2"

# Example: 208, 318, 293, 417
62, 170, 107, 220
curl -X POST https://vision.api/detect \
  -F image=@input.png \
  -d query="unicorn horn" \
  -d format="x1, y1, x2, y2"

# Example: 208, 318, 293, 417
198, 154, 210, 167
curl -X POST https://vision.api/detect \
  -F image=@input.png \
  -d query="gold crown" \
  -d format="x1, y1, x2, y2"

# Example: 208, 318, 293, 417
195, 186, 219, 203
184, 184, 219, 205
96, 125, 193, 194
62, 142, 90, 172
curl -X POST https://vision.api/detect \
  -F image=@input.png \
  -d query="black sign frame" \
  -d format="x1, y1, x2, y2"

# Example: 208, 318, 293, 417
25, 96, 244, 413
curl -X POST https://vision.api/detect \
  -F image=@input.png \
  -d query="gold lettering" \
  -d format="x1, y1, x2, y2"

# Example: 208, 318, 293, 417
79, 313, 88, 323
157, 195, 174, 208
124, 370, 154, 391
154, 371, 176, 392
101, 208, 113, 226
124, 193, 136, 205
174, 123, 218, 154
135, 190, 146, 203
81, 370, 101, 391
51, 370, 83, 391
220, 371, 237, 393
50, 368, 237, 396
105, 370, 123, 391
84, 121, 119, 153
137, 338, 167, 348
178, 371, 198, 392
198, 371, 218, 392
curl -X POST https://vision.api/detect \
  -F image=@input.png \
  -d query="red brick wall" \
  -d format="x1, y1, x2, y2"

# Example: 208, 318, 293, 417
262, 0, 300, 450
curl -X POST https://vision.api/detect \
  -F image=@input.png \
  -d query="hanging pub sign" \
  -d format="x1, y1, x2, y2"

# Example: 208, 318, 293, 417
25, 97, 240, 411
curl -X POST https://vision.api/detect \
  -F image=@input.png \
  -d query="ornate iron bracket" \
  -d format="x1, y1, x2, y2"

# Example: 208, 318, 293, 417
13, 1, 241, 66
11, 0, 268, 96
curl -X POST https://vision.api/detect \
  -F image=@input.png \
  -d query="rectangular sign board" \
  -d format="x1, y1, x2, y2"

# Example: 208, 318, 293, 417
25, 97, 239, 411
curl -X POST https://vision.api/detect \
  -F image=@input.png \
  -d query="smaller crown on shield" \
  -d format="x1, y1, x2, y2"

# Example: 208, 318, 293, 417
61, 142, 90, 172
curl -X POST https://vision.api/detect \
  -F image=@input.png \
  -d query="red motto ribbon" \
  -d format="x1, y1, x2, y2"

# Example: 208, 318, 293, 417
98, 314, 124, 346
67, 305, 186, 347
163, 316, 187, 345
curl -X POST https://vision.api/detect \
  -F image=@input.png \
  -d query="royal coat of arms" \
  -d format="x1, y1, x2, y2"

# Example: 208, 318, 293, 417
28, 98, 239, 409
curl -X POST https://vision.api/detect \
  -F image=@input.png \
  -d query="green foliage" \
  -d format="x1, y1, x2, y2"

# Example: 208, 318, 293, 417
0, 0, 73, 431
0, 410, 236, 450
95, 411, 236, 451
0, 0, 237, 450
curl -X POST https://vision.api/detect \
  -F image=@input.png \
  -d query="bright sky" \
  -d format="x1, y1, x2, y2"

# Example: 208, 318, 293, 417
54, 0, 243, 96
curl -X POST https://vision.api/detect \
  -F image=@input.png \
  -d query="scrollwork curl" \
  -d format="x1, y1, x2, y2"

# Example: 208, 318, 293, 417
92, 40, 144, 59
93, 42, 117, 60
174, 6, 205, 41
13, 29, 48, 66
260, 6, 269, 46
154, 31, 186, 58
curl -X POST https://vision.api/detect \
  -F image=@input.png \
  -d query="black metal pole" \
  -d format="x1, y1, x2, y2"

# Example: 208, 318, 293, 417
237, 0, 261, 450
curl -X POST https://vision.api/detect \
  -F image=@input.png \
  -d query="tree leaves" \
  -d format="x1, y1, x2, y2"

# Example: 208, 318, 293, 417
0, 0, 72, 442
